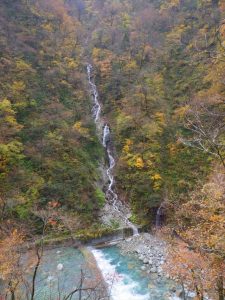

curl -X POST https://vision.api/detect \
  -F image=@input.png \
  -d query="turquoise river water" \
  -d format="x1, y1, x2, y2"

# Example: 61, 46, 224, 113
16, 245, 179, 300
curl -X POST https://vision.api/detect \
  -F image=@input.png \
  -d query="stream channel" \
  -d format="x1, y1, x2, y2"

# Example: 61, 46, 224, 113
15, 65, 181, 300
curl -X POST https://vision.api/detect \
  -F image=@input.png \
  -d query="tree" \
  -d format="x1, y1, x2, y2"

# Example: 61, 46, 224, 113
180, 97, 225, 168
0, 230, 24, 300
164, 167, 225, 300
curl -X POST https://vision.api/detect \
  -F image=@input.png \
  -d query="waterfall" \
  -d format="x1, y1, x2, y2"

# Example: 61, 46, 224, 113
87, 64, 101, 123
155, 204, 163, 228
87, 64, 139, 236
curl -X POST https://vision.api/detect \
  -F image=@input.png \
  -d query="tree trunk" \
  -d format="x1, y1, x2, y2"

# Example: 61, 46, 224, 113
217, 274, 224, 300
10, 291, 15, 300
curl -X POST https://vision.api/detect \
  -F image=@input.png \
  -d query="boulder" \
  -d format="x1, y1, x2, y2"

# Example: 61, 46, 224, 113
150, 266, 157, 273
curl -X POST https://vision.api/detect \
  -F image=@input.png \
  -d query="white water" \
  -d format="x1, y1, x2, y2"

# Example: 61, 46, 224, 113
87, 64, 101, 123
156, 203, 163, 228
87, 63, 139, 236
91, 249, 149, 300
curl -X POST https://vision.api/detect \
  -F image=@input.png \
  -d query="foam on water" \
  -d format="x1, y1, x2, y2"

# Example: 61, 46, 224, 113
91, 248, 149, 300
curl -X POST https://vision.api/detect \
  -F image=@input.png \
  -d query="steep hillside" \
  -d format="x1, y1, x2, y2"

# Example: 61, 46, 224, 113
0, 1, 224, 298
79, 0, 225, 225
0, 0, 104, 232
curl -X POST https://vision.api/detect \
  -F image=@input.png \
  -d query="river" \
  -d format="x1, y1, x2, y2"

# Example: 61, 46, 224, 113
7, 65, 181, 300
18, 245, 179, 300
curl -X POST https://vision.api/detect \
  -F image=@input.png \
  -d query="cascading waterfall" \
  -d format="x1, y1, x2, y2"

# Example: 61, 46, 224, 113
87, 63, 138, 236
85, 65, 181, 300
87, 64, 101, 124
156, 204, 163, 228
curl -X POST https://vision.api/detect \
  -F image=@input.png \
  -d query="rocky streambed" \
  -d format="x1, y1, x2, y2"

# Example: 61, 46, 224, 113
119, 232, 167, 277
118, 232, 197, 299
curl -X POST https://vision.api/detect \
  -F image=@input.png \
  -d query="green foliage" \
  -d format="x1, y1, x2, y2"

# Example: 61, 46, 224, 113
82, 0, 224, 224
0, 0, 224, 231
0, 0, 103, 226
94, 188, 105, 208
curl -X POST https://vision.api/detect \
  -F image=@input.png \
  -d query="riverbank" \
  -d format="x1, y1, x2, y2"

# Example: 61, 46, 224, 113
118, 233, 198, 300
119, 232, 167, 276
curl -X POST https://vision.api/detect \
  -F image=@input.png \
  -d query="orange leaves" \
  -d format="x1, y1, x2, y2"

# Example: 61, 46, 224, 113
164, 241, 209, 297
48, 218, 57, 226
92, 48, 114, 78
48, 200, 60, 208
0, 230, 24, 281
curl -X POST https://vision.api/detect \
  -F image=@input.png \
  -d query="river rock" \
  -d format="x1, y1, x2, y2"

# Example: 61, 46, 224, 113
150, 266, 157, 273
57, 263, 64, 271
176, 289, 185, 298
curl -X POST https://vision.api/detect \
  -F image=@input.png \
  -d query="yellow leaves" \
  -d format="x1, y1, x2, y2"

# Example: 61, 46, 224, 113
0, 230, 24, 281
92, 48, 113, 61
41, 23, 53, 32
123, 144, 130, 153
92, 47, 101, 60
168, 143, 178, 156
166, 24, 187, 45
65, 58, 78, 69
155, 112, 165, 126
122, 140, 145, 169
73, 121, 82, 130
122, 139, 133, 154
16, 59, 33, 72
11, 81, 27, 109
5, 115, 17, 125
135, 157, 144, 169
209, 215, 224, 223
92, 48, 113, 77
0, 99, 23, 133
99, 60, 112, 77
121, 12, 131, 29
160, 0, 180, 11
124, 60, 138, 73
168, 140, 184, 157
173, 105, 190, 121
116, 111, 133, 132
143, 122, 162, 139
0, 98, 14, 114
12, 80, 26, 93
73, 121, 90, 138
151, 173, 162, 180
151, 173, 162, 191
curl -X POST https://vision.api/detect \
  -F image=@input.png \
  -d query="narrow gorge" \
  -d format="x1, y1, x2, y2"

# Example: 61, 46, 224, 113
87, 63, 139, 235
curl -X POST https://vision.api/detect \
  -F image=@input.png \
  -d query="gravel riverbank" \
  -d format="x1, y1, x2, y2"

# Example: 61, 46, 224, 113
118, 232, 167, 276
118, 232, 197, 300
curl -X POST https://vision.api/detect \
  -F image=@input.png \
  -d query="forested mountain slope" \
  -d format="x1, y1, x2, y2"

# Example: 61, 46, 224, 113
0, 0, 224, 298
80, 0, 225, 224
0, 0, 104, 232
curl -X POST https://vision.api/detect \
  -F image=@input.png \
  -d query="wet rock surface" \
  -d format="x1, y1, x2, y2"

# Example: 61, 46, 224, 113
99, 202, 132, 227
119, 232, 167, 276
118, 233, 196, 300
